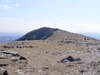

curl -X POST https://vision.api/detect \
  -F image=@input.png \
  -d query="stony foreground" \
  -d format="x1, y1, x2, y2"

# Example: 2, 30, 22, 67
0, 39, 100, 75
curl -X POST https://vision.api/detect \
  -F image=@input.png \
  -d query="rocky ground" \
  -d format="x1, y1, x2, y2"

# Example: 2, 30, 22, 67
0, 39, 100, 75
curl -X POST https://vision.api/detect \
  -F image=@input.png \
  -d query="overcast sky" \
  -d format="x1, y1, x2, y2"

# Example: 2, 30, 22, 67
0, 0, 100, 33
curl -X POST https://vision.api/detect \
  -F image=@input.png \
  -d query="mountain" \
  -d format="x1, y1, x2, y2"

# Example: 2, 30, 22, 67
82, 33, 100, 40
17, 27, 95, 41
0, 33, 24, 42
17, 27, 58, 41
0, 36, 18, 42
1, 27, 100, 75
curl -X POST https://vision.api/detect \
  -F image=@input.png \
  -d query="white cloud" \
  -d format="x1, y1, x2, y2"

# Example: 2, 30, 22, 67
0, 0, 20, 9
0, 4, 19, 9
13, 3, 20, 7
0, 17, 100, 33
0, 4, 12, 9
0, 17, 40, 32
6, 0, 12, 3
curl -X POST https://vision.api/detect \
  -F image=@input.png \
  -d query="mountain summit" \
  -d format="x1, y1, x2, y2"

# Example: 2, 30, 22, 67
17, 27, 95, 41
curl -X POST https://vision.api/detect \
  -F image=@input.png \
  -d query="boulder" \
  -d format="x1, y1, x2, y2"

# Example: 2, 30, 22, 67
60, 56, 81, 63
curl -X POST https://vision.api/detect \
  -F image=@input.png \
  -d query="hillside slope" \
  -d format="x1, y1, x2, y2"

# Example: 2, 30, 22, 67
17, 27, 95, 41
0, 39, 100, 75
0, 27, 100, 75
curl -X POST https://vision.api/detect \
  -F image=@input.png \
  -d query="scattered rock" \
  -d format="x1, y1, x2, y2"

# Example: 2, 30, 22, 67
90, 61, 99, 68
0, 50, 18, 56
15, 69, 24, 75
42, 66, 49, 71
10, 57, 19, 62
0, 68, 8, 75
60, 56, 81, 63
80, 70, 86, 74
0, 59, 9, 66
3, 45, 14, 48
19, 56, 27, 60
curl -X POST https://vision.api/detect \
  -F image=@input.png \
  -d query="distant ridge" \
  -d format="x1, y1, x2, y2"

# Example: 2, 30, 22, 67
17, 27, 96, 41
0, 33, 24, 42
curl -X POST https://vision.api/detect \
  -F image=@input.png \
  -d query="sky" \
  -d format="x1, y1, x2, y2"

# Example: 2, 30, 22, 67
0, 0, 100, 33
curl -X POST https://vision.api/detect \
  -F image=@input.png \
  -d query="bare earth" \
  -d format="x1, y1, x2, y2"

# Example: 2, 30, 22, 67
0, 39, 100, 75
